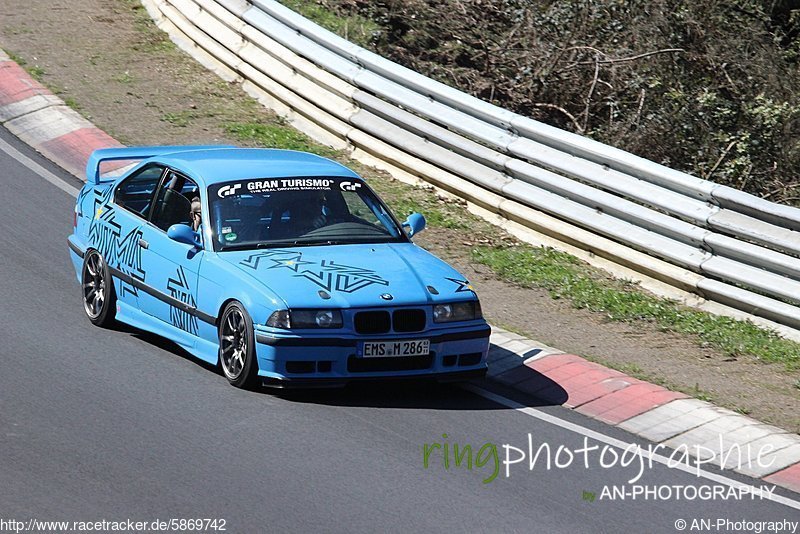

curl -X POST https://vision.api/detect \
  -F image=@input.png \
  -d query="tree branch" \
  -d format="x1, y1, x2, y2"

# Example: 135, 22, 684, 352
533, 103, 584, 133
558, 48, 685, 73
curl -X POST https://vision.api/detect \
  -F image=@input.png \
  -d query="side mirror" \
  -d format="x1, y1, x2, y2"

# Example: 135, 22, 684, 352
402, 212, 426, 237
167, 223, 202, 248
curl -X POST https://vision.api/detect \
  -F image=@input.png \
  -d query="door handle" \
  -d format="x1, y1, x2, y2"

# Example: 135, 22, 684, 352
138, 239, 149, 249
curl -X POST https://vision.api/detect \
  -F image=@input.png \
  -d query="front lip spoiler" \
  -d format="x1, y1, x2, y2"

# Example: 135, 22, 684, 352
260, 367, 487, 389
255, 327, 491, 347
67, 238, 85, 259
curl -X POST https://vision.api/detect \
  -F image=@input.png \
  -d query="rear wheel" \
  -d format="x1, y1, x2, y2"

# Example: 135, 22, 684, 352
81, 250, 116, 327
219, 301, 258, 388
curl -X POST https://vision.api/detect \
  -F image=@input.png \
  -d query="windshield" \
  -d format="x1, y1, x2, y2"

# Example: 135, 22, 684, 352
208, 176, 405, 251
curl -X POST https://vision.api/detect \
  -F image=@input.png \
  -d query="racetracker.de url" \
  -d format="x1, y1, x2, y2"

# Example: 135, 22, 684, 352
0, 518, 227, 533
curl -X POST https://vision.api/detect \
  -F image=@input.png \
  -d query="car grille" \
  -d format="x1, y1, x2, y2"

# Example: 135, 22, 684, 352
353, 309, 426, 334
392, 309, 426, 332
347, 353, 434, 373
354, 311, 391, 334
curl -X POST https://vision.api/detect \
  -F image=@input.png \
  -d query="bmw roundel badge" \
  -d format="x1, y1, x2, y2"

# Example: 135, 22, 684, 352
380, 293, 394, 301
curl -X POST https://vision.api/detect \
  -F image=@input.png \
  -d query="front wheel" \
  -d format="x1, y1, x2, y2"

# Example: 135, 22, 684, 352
219, 301, 258, 388
81, 250, 116, 327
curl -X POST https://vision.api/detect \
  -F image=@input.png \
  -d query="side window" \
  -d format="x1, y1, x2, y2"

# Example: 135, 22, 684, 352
114, 165, 164, 218
150, 171, 201, 232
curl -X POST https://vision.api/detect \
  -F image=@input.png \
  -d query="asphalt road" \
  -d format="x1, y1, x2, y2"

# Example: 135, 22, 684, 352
0, 127, 797, 533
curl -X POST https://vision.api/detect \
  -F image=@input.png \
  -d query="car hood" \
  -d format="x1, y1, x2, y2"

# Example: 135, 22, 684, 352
220, 242, 476, 309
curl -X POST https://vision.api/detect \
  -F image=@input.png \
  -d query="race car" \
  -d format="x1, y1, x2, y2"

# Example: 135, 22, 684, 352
68, 146, 490, 388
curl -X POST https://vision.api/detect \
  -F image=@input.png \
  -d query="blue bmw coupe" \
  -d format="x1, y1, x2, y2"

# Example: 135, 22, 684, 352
68, 146, 490, 388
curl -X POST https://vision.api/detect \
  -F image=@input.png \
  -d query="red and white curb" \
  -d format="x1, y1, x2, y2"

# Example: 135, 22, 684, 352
0, 49, 122, 178
489, 326, 800, 493
2, 49, 799, 496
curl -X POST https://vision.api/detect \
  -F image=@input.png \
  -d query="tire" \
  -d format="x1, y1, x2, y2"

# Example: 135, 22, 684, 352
218, 301, 259, 388
81, 249, 116, 327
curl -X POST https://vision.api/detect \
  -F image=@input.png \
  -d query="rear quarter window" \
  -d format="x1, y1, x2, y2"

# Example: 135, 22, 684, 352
115, 165, 164, 218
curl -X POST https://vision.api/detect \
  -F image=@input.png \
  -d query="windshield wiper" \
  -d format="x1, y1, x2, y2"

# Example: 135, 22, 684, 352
219, 240, 324, 251
218, 241, 297, 251
218, 243, 263, 252
259, 239, 348, 248
219, 238, 394, 251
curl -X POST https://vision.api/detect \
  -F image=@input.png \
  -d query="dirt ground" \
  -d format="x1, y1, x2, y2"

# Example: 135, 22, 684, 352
1, 0, 798, 431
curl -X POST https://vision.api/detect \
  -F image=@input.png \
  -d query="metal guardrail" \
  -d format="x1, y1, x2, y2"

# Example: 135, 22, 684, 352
142, 0, 800, 330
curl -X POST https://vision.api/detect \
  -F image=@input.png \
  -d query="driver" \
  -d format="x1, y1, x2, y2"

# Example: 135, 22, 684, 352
190, 196, 202, 231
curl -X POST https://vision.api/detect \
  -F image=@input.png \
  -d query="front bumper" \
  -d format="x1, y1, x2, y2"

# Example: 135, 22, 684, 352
260, 368, 487, 389
253, 325, 490, 386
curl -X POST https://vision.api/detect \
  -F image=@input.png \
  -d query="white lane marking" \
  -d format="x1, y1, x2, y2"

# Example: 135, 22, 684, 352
0, 136, 79, 197
464, 384, 800, 511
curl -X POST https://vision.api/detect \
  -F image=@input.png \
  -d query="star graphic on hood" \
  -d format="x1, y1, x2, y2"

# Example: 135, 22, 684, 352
268, 254, 314, 272
446, 277, 475, 293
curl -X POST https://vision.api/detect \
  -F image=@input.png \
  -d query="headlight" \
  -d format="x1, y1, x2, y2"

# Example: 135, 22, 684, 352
433, 301, 482, 323
266, 310, 291, 329
266, 309, 343, 329
293, 309, 343, 328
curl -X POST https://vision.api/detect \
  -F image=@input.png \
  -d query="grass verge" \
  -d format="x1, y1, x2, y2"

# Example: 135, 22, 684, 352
4, 49, 46, 81
471, 245, 799, 369
224, 120, 340, 158
278, 0, 379, 47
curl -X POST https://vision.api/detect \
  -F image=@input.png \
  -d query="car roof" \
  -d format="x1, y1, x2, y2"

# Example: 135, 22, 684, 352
155, 148, 361, 185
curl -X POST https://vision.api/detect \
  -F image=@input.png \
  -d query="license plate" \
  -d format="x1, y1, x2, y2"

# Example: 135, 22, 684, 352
360, 339, 430, 358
